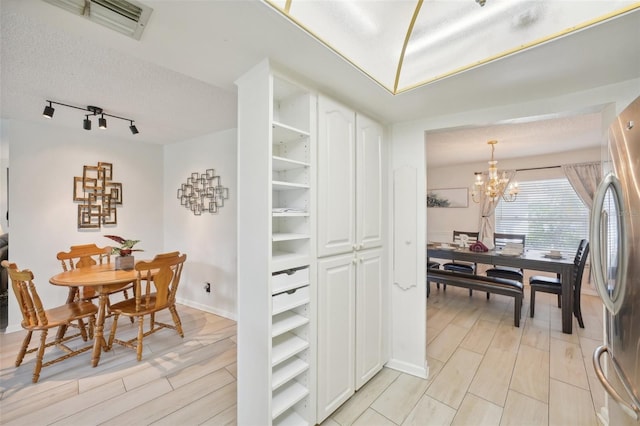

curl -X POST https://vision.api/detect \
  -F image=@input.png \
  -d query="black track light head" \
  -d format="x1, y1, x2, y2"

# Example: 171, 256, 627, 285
83, 116, 92, 130
129, 121, 139, 135
43, 102, 55, 118
98, 115, 107, 129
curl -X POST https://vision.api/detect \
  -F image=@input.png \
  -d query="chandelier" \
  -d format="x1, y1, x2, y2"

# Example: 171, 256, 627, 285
471, 140, 519, 203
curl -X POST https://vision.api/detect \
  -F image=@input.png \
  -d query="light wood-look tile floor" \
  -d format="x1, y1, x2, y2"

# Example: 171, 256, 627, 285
324, 271, 606, 426
1, 275, 605, 426
0, 305, 237, 425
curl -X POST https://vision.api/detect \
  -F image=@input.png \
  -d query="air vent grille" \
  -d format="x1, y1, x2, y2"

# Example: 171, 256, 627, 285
42, 0, 153, 40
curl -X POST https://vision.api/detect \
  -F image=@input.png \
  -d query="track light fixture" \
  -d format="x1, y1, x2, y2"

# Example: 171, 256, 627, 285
43, 101, 55, 119
129, 121, 139, 135
83, 115, 92, 130
42, 100, 139, 135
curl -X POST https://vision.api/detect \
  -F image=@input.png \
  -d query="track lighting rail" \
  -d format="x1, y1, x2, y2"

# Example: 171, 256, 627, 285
43, 100, 139, 134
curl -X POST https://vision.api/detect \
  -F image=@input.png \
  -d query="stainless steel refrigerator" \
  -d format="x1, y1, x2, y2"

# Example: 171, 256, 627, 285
591, 95, 640, 425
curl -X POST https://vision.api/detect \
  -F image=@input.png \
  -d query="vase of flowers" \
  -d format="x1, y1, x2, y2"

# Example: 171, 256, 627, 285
104, 235, 143, 270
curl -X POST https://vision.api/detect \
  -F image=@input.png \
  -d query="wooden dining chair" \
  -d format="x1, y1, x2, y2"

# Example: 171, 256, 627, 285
442, 231, 479, 296
57, 243, 133, 304
1, 260, 98, 383
107, 251, 187, 361
529, 239, 590, 328
486, 233, 527, 282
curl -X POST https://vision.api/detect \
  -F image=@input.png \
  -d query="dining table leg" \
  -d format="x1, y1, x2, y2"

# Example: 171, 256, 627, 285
560, 264, 574, 334
91, 289, 109, 367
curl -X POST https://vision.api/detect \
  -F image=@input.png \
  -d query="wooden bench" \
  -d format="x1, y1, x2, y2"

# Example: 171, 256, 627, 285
427, 268, 524, 327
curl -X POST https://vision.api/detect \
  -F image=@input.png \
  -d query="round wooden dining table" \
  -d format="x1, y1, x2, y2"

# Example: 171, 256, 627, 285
50, 263, 137, 367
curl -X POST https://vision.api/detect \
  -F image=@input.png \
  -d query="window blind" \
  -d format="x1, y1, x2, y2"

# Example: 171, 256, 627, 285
495, 178, 589, 253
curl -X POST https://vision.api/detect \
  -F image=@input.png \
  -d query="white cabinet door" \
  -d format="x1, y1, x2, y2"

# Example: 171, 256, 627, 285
317, 253, 356, 422
317, 96, 356, 258
355, 248, 384, 389
356, 114, 383, 251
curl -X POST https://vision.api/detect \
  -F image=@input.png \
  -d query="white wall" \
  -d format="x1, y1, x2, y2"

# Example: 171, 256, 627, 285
2, 118, 239, 331
2, 118, 164, 331
426, 147, 601, 243
163, 129, 237, 320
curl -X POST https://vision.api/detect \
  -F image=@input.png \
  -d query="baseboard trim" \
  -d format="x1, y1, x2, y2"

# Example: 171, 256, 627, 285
385, 358, 428, 379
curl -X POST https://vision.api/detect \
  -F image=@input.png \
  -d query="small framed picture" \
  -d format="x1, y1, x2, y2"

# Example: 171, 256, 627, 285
427, 187, 468, 208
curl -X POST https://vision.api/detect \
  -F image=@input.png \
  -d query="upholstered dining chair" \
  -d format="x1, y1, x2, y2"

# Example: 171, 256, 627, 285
442, 231, 479, 274
442, 231, 479, 296
529, 239, 590, 328
486, 233, 527, 282
107, 251, 187, 361
1, 260, 98, 383
57, 243, 133, 304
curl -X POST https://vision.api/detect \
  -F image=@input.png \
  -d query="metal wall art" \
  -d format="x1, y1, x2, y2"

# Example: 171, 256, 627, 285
177, 169, 229, 215
74, 162, 122, 229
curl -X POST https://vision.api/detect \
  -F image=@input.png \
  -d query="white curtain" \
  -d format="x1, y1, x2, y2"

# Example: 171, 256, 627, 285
478, 169, 517, 244
562, 162, 602, 209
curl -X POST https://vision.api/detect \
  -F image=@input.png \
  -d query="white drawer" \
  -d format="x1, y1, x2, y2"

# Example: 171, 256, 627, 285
272, 267, 310, 294
272, 285, 309, 315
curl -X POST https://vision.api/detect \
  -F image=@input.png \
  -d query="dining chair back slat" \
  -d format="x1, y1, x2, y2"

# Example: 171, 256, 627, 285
56, 243, 131, 303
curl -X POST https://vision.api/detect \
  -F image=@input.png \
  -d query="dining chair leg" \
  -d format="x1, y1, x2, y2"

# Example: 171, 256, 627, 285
486, 292, 490, 300
136, 315, 144, 361
557, 294, 561, 308
530, 288, 536, 318
574, 297, 585, 328
169, 305, 184, 337
77, 318, 88, 341
107, 313, 120, 350
16, 331, 33, 367
33, 330, 48, 383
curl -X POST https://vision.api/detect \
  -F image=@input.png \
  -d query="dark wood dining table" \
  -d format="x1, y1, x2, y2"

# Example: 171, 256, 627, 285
50, 264, 137, 367
427, 245, 576, 334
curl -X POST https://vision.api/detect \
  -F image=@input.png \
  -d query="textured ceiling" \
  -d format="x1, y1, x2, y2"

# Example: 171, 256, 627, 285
1, 0, 639, 165
426, 111, 606, 167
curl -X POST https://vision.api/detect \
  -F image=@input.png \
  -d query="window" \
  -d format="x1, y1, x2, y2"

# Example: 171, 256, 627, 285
495, 178, 589, 253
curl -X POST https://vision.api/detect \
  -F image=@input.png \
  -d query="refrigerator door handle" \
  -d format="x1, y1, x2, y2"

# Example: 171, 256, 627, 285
590, 172, 627, 315
593, 345, 640, 421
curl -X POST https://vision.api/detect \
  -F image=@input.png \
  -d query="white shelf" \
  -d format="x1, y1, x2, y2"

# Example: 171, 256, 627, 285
272, 287, 310, 316
272, 251, 310, 272
273, 121, 309, 144
273, 410, 309, 426
273, 233, 310, 242
272, 333, 309, 367
273, 156, 310, 171
272, 356, 309, 390
273, 211, 309, 217
272, 311, 310, 337
272, 380, 310, 420
273, 181, 310, 191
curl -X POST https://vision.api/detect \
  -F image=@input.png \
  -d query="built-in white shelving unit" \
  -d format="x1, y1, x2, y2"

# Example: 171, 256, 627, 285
237, 60, 316, 426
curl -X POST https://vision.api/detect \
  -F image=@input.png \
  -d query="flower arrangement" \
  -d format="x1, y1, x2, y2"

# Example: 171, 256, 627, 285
104, 235, 143, 257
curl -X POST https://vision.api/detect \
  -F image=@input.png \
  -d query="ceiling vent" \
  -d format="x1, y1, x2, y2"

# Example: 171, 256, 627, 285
42, 0, 153, 40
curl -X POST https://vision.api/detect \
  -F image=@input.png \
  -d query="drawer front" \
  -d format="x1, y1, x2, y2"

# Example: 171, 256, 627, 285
272, 267, 310, 294
272, 285, 310, 315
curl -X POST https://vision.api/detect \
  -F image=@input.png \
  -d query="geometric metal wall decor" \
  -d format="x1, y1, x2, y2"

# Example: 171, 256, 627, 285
177, 169, 229, 215
74, 161, 122, 229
